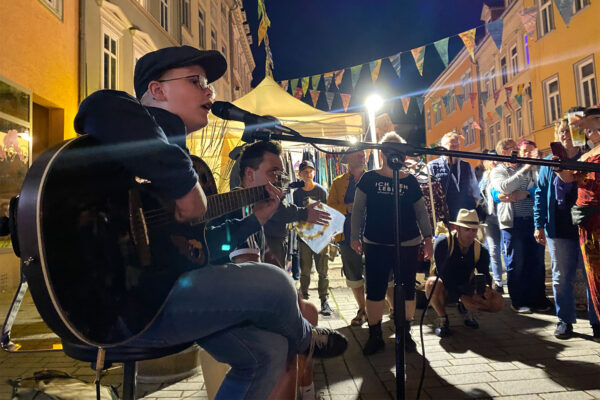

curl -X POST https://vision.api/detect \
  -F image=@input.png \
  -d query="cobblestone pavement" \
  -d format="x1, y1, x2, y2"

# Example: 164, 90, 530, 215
2, 257, 600, 399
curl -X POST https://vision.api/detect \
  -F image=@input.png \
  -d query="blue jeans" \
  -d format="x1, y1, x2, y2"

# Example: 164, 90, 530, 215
547, 237, 599, 325
483, 220, 503, 284
127, 262, 312, 399
502, 217, 547, 308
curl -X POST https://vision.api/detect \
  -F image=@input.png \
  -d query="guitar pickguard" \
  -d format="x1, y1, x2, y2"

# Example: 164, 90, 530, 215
170, 235, 206, 265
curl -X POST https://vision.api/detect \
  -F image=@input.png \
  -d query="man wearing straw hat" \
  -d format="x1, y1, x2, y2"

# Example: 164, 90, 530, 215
425, 209, 504, 337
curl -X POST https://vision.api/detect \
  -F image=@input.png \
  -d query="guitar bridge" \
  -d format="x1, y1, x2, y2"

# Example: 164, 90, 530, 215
129, 189, 151, 266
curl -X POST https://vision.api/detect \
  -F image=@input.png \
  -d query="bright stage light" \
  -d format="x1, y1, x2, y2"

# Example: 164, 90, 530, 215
349, 136, 358, 144
364, 94, 384, 168
365, 94, 383, 113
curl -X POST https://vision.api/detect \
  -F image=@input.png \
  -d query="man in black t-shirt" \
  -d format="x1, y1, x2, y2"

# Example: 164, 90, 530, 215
293, 160, 332, 315
425, 209, 504, 337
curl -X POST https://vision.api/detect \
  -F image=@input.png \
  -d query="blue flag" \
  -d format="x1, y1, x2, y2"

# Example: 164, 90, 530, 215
487, 18, 504, 50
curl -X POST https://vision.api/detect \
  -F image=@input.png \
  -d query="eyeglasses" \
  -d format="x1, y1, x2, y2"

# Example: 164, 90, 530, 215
157, 74, 216, 99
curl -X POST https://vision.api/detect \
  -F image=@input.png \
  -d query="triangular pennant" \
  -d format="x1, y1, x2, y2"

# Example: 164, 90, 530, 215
340, 93, 351, 112
401, 97, 411, 114
350, 65, 363, 88
294, 87, 303, 99
257, 0, 263, 19
487, 111, 495, 123
334, 69, 345, 88
389, 52, 402, 78
257, 15, 269, 46
456, 94, 465, 110
480, 91, 489, 104
472, 120, 481, 130
416, 96, 425, 114
493, 89, 501, 105
309, 89, 320, 108
519, 6, 538, 37
311, 74, 321, 91
469, 92, 477, 108
411, 46, 426, 76
290, 78, 299, 94
495, 105, 503, 118
505, 99, 514, 113
369, 59, 382, 82
486, 18, 504, 50
325, 92, 335, 110
323, 72, 334, 91
442, 94, 450, 111
433, 37, 449, 68
458, 28, 476, 61
280, 80, 289, 92
505, 86, 513, 99
517, 83, 525, 96
554, 0, 574, 27
301, 76, 310, 96
515, 93, 523, 107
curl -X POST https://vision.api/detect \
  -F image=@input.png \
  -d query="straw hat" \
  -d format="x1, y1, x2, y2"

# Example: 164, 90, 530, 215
451, 209, 487, 228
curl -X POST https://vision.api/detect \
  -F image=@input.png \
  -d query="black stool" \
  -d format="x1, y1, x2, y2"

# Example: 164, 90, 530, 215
61, 340, 192, 400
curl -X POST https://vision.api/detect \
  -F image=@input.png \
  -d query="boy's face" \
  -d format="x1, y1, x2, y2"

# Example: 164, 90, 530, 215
298, 167, 315, 183
154, 65, 214, 133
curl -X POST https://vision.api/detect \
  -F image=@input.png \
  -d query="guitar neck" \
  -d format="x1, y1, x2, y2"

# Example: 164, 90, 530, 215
201, 185, 270, 222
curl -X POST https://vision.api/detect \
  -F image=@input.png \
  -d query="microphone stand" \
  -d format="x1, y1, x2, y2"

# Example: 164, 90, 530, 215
241, 125, 600, 400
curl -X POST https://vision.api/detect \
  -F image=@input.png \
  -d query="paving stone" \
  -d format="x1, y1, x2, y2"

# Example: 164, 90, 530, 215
539, 391, 594, 400
490, 368, 548, 381
489, 378, 566, 396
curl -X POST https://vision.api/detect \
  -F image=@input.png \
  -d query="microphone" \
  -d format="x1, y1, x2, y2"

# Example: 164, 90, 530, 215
211, 101, 292, 135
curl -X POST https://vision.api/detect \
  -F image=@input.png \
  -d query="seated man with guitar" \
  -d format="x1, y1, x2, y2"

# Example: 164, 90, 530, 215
73, 46, 347, 399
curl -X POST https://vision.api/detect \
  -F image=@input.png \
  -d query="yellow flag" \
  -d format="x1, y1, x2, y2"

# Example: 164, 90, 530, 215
301, 76, 310, 96
459, 28, 476, 61
258, 16, 268, 46
370, 59, 382, 82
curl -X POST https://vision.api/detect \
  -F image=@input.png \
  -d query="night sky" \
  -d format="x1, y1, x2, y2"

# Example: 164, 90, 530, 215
241, 0, 489, 144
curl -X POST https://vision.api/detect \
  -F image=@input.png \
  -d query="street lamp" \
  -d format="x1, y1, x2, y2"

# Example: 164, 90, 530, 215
365, 94, 383, 169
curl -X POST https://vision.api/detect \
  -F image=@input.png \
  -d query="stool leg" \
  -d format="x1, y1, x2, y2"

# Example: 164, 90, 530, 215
122, 361, 137, 400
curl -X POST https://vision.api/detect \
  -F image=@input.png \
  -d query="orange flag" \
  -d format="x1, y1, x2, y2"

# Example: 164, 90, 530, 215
370, 59, 382, 82
411, 46, 426, 76
459, 28, 476, 61
340, 93, 351, 112
257, 16, 269, 46
401, 97, 411, 114
334, 69, 345, 88
310, 90, 320, 108
487, 111, 494, 123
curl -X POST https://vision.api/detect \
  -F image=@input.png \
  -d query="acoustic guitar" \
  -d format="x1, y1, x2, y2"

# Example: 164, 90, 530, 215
14, 135, 281, 347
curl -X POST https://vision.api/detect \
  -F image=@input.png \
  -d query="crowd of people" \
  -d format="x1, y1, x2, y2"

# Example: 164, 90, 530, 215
71, 44, 600, 399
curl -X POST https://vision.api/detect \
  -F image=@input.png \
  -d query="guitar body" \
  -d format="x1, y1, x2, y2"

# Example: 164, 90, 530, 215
17, 135, 218, 346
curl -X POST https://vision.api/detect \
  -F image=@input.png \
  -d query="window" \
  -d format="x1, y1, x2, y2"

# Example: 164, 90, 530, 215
102, 31, 118, 89
491, 67, 497, 92
528, 99, 534, 130
160, 0, 169, 32
505, 114, 513, 139
500, 57, 508, 86
543, 75, 562, 124
516, 108, 523, 137
40, 0, 63, 20
510, 45, 519, 77
489, 124, 496, 148
574, 0, 590, 13
211, 28, 217, 50
574, 56, 598, 108
524, 34, 530, 66
463, 120, 475, 146
539, 0, 554, 37
446, 90, 456, 114
182, 0, 190, 30
426, 109, 431, 131
198, 9, 206, 49
433, 102, 442, 125
461, 72, 472, 98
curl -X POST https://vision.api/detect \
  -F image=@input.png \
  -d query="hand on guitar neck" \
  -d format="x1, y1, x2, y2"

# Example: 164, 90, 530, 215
174, 182, 208, 222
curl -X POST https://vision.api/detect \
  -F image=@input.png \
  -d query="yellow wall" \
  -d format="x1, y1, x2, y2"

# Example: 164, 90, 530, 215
526, 0, 600, 151
425, 52, 482, 168
0, 0, 80, 145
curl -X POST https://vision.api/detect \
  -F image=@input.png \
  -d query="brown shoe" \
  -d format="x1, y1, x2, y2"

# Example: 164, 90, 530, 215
351, 309, 366, 326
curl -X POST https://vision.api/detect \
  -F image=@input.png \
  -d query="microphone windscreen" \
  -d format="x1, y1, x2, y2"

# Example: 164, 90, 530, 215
211, 101, 231, 119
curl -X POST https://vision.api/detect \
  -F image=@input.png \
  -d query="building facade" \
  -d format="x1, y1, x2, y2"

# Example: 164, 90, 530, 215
423, 48, 482, 167
82, 0, 255, 103
478, 0, 533, 151
525, 0, 598, 151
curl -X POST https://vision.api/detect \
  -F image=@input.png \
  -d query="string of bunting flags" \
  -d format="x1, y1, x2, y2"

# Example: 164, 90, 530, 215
257, 0, 274, 77
274, 3, 550, 114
